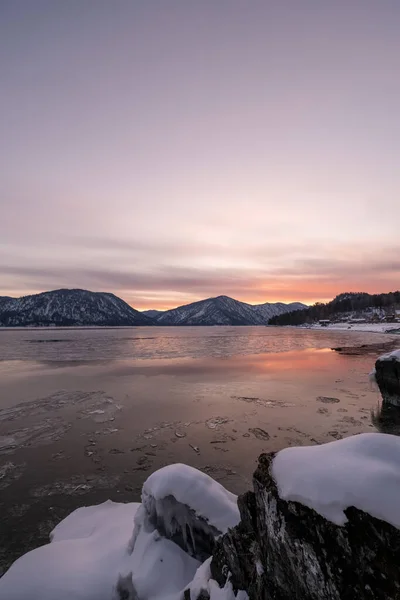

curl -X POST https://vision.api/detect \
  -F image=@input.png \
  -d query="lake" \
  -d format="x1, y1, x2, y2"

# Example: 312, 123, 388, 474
0, 326, 394, 571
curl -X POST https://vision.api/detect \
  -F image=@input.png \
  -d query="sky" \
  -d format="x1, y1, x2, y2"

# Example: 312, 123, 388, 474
1, 1, 400, 310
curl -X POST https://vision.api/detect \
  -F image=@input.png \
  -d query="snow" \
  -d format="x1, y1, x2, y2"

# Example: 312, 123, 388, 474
0, 289, 152, 327
272, 432, 400, 528
186, 556, 212, 600
376, 348, 400, 362
0, 465, 242, 600
307, 322, 399, 334
255, 560, 264, 576
50, 499, 135, 542
156, 295, 305, 326
0, 498, 199, 600
128, 520, 200, 600
141, 463, 240, 533
0, 500, 140, 600
185, 559, 248, 600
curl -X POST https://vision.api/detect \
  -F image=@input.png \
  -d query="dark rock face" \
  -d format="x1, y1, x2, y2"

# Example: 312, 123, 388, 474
211, 453, 400, 600
375, 355, 400, 407
141, 493, 221, 562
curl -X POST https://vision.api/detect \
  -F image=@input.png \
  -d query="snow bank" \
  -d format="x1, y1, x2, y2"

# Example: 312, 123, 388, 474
272, 432, 400, 528
142, 463, 240, 533
376, 348, 400, 362
50, 499, 135, 543
0, 465, 240, 600
0, 500, 140, 600
0, 498, 200, 600
128, 522, 200, 600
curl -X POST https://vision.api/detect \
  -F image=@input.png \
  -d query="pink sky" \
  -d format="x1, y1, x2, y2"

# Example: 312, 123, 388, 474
1, 1, 400, 310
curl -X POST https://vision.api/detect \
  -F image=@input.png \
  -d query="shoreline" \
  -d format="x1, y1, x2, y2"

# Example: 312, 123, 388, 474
0, 327, 393, 573
302, 322, 400, 334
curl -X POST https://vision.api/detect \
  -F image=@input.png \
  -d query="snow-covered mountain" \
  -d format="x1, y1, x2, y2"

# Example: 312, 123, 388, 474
0, 289, 154, 327
252, 301, 307, 322
142, 309, 164, 319
155, 295, 306, 326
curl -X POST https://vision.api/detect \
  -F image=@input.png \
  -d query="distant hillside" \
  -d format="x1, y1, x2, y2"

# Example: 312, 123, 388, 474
0, 289, 154, 327
252, 301, 306, 323
269, 291, 400, 326
142, 309, 164, 319
154, 295, 306, 326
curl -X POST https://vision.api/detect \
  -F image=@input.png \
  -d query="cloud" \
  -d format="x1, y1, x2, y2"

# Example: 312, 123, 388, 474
1, 242, 400, 308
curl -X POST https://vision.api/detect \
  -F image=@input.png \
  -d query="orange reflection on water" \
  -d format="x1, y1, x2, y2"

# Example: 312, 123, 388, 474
241, 348, 339, 376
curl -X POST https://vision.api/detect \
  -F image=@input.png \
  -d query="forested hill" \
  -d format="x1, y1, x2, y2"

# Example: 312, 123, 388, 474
269, 291, 400, 326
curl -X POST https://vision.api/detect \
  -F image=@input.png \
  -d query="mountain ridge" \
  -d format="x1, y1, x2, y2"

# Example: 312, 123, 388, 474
0, 289, 154, 327
154, 295, 306, 326
0, 289, 307, 327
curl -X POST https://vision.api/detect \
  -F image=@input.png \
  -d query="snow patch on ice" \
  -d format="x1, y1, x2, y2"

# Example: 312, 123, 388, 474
272, 432, 400, 528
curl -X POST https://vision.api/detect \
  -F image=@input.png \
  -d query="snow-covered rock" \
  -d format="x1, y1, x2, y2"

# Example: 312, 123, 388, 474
4, 437, 400, 600
272, 433, 400, 528
142, 463, 240, 533
211, 434, 400, 600
0, 289, 154, 327
375, 348, 400, 406
376, 348, 400, 362
155, 296, 306, 326
0, 465, 240, 600
133, 464, 240, 561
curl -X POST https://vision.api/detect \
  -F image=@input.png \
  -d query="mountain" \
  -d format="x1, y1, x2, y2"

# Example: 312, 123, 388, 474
155, 295, 306, 326
252, 301, 307, 322
142, 309, 164, 319
0, 289, 154, 327
269, 291, 400, 326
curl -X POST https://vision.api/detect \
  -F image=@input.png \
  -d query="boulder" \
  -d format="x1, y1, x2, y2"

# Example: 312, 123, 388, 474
374, 351, 400, 406
210, 452, 400, 600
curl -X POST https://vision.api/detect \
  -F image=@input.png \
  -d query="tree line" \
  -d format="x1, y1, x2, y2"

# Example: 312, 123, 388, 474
269, 291, 400, 326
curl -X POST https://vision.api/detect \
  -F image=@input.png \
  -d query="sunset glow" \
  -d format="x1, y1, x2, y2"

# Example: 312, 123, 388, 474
1, 2, 400, 309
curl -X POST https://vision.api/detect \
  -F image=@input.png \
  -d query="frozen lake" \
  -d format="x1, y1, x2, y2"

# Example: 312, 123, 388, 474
0, 326, 396, 571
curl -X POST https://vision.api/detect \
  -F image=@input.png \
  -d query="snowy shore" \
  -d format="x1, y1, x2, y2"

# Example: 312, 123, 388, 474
304, 322, 400, 334
3, 433, 400, 599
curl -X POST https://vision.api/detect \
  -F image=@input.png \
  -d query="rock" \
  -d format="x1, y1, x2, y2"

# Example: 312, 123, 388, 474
374, 353, 400, 407
371, 400, 400, 435
139, 493, 220, 562
210, 452, 400, 600
135, 464, 239, 563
